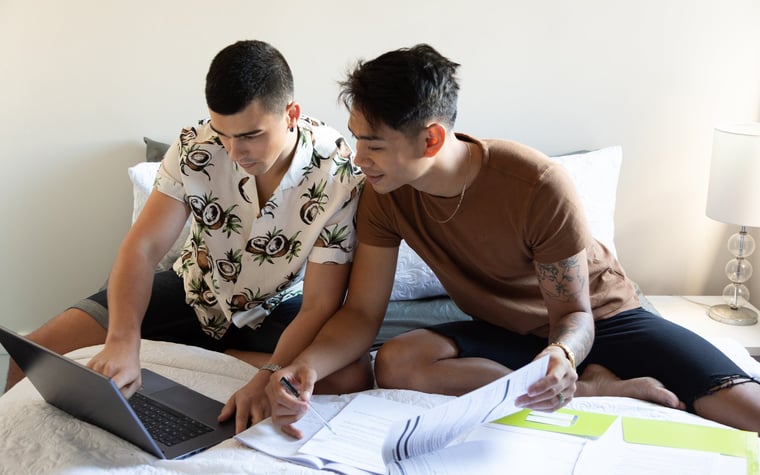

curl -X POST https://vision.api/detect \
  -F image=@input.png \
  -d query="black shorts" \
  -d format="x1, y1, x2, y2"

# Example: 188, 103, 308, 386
427, 308, 751, 412
70, 270, 301, 354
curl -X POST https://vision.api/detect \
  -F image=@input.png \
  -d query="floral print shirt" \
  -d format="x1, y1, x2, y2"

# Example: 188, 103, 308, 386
155, 116, 363, 339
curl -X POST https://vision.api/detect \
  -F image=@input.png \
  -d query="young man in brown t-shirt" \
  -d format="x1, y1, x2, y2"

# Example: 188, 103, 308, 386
267, 44, 760, 438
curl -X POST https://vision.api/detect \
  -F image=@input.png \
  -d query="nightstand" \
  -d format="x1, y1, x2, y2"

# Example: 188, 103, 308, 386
646, 295, 760, 358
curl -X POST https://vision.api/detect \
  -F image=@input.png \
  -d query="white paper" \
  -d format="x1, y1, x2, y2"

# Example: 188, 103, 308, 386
235, 396, 346, 464
299, 395, 420, 473
237, 356, 549, 474
387, 417, 588, 475
381, 355, 549, 464
386, 439, 508, 475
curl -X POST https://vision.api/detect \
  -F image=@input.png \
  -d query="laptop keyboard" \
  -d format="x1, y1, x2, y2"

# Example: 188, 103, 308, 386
129, 392, 213, 446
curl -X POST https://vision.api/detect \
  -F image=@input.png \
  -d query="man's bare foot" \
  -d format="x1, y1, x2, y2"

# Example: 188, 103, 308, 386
577, 364, 686, 410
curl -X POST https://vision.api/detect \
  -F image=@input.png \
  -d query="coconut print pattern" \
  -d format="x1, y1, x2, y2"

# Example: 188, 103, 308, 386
188, 193, 242, 238
245, 228, 303, 265
317, 224, 351, 250
217, 249, 242, 283
300, 180, 328, 224
227, 287, 268, 313
178, 126, 221, 179
156, 117, 364, 340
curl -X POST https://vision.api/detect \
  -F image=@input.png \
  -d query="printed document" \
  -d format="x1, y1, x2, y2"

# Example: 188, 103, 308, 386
236, 356, 549, 474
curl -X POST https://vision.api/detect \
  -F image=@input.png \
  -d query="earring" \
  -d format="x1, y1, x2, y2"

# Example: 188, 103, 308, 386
289, 126, 295, 132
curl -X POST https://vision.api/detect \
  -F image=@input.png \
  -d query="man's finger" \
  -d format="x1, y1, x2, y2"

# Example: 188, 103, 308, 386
218, 398, 236, 422
121, 378, 141, 398
250, 403, 269, 426
281, 423, 304, 440
235, 405, 251, 434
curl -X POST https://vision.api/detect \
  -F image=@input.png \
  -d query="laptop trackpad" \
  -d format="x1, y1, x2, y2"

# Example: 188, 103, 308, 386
139, 369, 224, 423
151, 386, 224, 422
140, 369, 176, 394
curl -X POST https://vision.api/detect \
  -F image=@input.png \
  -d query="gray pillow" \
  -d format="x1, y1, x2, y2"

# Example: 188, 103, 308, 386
143, 137, 170, 162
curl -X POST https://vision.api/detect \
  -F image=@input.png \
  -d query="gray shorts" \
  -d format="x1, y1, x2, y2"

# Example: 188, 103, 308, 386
71, 270, 301, 353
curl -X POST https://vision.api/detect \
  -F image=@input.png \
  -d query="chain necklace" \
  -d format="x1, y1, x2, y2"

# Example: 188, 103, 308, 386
419, 143, 472, 224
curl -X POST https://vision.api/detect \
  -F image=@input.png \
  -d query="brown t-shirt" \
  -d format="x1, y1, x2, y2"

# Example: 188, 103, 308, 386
357, 134, 639, 337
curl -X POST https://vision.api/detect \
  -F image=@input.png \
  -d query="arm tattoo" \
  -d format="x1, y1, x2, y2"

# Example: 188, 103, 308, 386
549, 312, 595, 362
535, 255, 587, 303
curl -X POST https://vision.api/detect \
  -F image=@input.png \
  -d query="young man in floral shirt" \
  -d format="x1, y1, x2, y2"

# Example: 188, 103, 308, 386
5, 40, 367, 433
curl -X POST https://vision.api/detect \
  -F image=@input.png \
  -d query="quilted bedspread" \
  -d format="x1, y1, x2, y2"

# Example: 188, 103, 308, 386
0, 338, 757, 474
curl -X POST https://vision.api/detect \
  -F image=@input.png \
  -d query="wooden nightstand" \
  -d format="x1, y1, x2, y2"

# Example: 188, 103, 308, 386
646, 295, 760, 358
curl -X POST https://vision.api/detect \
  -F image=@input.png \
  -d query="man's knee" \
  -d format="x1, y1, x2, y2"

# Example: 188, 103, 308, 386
374, 331, 444, 389
374, 337, 410, 388
315, 354, 374, 394
6, 308, 106, 392
29, 307, 107, 353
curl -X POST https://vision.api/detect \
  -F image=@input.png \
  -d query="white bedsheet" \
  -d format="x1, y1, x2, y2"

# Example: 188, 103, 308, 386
0, 338, 757, 475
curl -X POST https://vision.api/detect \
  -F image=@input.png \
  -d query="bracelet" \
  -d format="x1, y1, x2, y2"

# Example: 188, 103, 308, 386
549, 342, 576, 370
259, 363, 282, 373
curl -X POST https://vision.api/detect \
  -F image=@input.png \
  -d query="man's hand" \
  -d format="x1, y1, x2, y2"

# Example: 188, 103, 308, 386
265, 364, 318, 439
219, 371, 273, 434
515, 345, 577, 411
86, 339, 142, 398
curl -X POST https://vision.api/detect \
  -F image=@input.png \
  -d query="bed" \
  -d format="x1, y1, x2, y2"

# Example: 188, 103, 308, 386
1, 143, 758, 473
1, 335, 758, 474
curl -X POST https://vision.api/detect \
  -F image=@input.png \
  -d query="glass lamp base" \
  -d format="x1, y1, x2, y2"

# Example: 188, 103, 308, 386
708, 304, 758, 326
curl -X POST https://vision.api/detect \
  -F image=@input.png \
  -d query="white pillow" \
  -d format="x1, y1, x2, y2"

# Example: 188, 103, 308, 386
128, 162, 160, 223
127, 162, 191, 272
551, 146, 622, 258
390, 241, 448, 300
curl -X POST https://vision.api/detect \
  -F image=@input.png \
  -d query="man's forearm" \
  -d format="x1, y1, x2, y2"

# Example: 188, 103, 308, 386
293, 308, 380, 380
103, 252, 156, 345
547, 311, 594, 365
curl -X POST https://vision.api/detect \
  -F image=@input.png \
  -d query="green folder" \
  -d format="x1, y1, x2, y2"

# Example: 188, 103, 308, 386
493, 408, 617, 438
622, 417, 758, 475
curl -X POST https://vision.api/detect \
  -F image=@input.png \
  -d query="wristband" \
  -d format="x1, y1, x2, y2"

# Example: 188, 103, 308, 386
549, 342, 576, 370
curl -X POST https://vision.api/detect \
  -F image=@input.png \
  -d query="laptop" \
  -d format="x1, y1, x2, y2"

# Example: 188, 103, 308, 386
0, 325, 235, 459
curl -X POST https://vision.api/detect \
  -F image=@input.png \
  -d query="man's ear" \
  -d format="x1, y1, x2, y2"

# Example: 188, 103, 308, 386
423, 123, 447, 157
286, 101, 301, 129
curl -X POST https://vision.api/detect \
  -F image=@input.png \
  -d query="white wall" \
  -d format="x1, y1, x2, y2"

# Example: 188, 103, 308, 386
1, 0, 759, 333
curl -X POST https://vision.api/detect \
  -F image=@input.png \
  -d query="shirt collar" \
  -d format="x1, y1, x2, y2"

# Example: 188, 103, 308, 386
278, 123, 313, 190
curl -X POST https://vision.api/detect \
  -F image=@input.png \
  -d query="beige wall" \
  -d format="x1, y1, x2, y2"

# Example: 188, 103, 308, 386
1, 0, 759, 333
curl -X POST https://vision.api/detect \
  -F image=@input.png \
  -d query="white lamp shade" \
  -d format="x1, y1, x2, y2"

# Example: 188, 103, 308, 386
705, 123, 760, 227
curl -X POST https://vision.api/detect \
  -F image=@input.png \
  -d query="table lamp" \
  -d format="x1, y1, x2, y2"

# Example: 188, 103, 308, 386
705, 123, 760, 325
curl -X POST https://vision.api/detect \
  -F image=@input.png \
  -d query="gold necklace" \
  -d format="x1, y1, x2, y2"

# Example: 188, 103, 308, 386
419, 143, 472, 224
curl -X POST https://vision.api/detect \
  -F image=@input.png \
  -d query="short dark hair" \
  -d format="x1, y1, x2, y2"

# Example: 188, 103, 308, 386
205, 40, 294, 115
338, 44, 460, 135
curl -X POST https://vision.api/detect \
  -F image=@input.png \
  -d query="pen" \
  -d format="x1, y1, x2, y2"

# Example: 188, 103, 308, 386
279, 377, 336, 435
